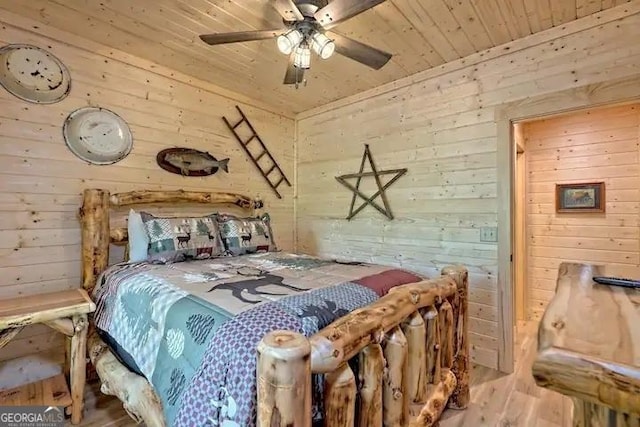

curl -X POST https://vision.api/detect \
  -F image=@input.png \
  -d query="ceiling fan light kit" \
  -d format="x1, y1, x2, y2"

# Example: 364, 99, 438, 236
278, 24, 335, 69
277, 29, 303, 54
310, 31, 335, 59
198, 0, 392, 86
293, 44, 312, 69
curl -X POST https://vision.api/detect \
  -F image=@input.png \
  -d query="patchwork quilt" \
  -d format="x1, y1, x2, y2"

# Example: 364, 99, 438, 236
92, 252, 424, 426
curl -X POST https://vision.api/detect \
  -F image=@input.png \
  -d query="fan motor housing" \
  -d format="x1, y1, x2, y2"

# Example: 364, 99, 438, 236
295, 0, 329, 17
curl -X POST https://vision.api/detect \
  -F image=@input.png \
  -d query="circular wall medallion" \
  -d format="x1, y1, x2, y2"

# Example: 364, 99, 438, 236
0, 44, 71, 104
63, 107, 133, 165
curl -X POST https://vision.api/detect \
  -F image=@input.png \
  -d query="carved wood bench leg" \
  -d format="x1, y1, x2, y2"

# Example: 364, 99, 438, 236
69, 314, 88, 425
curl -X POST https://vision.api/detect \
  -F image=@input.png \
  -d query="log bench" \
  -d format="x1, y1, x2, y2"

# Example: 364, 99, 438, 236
0, 288, 96, 424
532, 263, 640, 426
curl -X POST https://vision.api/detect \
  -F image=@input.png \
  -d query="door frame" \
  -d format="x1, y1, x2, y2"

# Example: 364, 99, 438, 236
514, 142, 526, 322
495, 75, 640, 373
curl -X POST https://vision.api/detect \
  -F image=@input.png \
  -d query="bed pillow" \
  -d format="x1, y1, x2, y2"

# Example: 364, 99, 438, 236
140, 212, 225, 263
127, 209, 150, 263
216, 213, 277, 256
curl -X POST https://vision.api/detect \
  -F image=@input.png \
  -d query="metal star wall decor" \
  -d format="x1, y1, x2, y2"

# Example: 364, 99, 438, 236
335, 144, 408, 220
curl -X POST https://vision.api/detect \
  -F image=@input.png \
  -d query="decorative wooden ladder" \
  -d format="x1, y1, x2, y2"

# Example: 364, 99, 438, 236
222, 105, 291, 199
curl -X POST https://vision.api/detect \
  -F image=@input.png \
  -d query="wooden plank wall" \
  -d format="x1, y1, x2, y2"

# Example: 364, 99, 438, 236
524, 103, 640, 320
0, 19, 294, 389
296, 6, 640, 370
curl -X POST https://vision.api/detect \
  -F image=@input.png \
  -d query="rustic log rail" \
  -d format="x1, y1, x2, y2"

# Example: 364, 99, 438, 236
257, 265, 469, 427
79, 188, 469, 426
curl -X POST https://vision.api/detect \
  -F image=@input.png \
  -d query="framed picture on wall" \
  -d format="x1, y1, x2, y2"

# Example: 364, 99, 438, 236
555, 182, 605, 213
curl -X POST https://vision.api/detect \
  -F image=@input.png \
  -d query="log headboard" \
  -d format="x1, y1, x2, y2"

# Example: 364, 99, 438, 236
78, 188, 263, 291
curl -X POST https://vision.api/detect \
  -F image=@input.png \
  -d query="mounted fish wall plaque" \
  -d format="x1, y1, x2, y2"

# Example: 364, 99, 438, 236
157, 148, 230, 177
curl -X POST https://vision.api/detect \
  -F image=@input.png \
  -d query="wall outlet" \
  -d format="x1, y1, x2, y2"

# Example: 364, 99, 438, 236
480, 227, 498, 242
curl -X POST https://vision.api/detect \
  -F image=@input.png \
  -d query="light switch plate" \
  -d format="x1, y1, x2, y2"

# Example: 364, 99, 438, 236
480, 227, 498, 242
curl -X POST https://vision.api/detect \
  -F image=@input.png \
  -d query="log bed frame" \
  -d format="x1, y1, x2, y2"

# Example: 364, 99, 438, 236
79, 188, 469, 426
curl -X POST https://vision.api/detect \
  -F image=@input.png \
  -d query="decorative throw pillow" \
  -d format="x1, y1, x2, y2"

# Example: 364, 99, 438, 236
216, 213, 277, 256
127, 209, 150, 263
140, 212, 225, 263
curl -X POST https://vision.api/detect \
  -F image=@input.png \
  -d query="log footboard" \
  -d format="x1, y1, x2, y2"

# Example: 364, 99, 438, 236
257, 265, 470, 426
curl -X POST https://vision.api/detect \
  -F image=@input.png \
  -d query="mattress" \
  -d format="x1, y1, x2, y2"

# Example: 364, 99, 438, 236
92, 251, 425, 426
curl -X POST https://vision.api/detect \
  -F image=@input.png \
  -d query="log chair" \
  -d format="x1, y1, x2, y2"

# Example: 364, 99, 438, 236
79, 188, 470, 426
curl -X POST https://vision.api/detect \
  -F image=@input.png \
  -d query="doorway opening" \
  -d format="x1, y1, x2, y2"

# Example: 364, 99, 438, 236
511, 101, 640, 329
495, 77, 640, 374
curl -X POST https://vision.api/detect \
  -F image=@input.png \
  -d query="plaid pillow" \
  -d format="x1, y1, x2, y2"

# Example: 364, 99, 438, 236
216, 213, 277, 256
140, 212, 225, 263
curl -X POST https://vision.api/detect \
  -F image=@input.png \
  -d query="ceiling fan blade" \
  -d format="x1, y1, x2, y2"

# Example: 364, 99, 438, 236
329, 32, 392, 70
199, 30, 282, 46
271, 0, 304, 22
314, 0, 387, 28
283, 53, 305, 85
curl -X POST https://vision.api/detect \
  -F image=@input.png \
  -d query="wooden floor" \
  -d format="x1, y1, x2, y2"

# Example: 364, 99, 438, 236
70, 321, 572, 427
438, 321, 572, 427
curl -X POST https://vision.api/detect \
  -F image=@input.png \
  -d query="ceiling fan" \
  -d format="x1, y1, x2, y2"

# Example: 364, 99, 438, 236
199, 0, 392, 86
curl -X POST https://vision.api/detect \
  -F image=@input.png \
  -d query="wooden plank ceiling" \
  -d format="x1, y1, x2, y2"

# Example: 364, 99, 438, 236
0, 0, 631, 115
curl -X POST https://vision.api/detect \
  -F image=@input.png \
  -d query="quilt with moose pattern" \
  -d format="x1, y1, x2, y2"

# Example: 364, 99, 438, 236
92, 252, 424, 426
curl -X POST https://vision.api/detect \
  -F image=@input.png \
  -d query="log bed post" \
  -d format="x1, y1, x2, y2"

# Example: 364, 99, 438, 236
402, 311, 427, 404
325, 363, 357, 427
441, 265, 470, 410
438, 301, 454, 370
423, 306, 441, 386
79, 189, 110, 293
383, 326, 409, 426
357, 343, 384, 426
256, 330, 312, 427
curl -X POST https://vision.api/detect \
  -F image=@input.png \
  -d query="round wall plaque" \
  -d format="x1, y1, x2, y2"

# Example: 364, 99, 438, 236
63, 107, 133, 165
0, 44, 71, 104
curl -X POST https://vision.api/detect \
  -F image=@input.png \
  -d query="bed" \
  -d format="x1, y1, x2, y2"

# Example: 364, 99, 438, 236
79, 188, 470, 427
